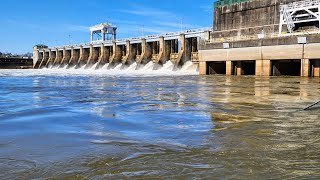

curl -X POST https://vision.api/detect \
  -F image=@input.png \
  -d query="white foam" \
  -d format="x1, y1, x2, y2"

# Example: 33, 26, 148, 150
5, 61, 199, 77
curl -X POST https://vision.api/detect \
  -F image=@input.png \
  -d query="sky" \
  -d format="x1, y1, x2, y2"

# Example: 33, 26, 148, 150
0, 0, 214, 54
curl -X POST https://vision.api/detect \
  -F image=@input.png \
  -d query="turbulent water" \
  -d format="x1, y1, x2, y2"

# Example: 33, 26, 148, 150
0, 69, 319, 179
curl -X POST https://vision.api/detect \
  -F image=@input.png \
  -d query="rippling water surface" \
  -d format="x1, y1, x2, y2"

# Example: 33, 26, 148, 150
0, 69, 319, 179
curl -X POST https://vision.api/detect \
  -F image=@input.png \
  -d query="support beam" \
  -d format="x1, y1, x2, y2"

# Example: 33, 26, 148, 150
256, 60, 271, 76
33, 48, 42, 69
60, 48, 71, 68
136, 38, 148, 65
122, 40, 136, 65
301, 59, 310, 77
226, 61, 232, 75
52, 49, 62, 67
173, 34, 186, 70
76, 46, 89, 68
67, 47, 79, 68
38, 51, 48, 69
199, 61, 207, 75
96, 44, 110, 69
108, 41, 122, 69
86, 45, 99, 68
156, 36, 166, 64
45, 49, 54, 68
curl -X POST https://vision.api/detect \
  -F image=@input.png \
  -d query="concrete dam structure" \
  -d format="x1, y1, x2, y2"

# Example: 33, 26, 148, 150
199, 0, 320, 77
33, 23, 210, 73
33, 0, 320, 77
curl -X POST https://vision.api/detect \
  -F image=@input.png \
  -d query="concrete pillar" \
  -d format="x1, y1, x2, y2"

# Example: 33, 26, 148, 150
122, 40, 136, 65
156, 36, 166, 64
199, 62, 207, 75
76, 46, 89, 68
109, 41, 121, 64
137, 38, 147, 64
173, 34, 186, 70
53, 49, 62, 67
256, 60, 271, 76
67, 47, 80, 68
301, 59, 310, 77
39, 51, 48, 68
96, 43, 110, 69
226, 61, 232, 75
45, 49, 54, 68
60, 48, 71, 67
33, 48, 41, 68
86, 45, 99, 68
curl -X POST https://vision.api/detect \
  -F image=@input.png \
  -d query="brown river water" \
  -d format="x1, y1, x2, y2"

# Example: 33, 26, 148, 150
0, 70, 319, 179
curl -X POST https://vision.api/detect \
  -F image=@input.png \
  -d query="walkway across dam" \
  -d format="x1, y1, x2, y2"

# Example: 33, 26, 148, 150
33, 28, 211, 72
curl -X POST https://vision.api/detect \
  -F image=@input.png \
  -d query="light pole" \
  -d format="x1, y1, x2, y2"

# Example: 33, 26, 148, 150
180, 17, 184, 32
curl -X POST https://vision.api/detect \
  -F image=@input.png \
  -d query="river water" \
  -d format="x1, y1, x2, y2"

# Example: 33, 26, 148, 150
0, 69, 319, 179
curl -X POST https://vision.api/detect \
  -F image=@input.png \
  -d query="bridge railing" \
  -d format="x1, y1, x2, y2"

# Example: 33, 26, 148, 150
45, 27, 213, 50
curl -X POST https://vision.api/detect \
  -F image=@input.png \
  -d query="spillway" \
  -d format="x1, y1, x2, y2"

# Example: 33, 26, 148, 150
39, 60, 199, 76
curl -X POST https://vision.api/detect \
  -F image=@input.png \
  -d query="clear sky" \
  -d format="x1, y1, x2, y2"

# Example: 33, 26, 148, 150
0, 0, 213, 54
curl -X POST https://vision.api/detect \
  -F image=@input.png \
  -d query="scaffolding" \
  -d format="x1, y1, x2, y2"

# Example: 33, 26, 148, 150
279, 0, 320, 36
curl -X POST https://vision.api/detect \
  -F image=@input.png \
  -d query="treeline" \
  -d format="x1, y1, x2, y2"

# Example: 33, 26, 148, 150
0, 52, 33, 58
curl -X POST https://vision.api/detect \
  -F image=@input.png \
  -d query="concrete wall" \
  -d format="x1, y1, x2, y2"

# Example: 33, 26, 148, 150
213, 0, 298, 37
199, 43, 320, 77
199, 43, 319, 61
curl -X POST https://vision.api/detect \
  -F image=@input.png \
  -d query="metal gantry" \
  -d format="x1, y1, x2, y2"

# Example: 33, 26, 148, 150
279, 0, 320, 36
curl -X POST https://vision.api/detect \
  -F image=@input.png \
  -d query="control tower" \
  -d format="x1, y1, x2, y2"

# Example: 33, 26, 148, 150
90, 23, 117, 43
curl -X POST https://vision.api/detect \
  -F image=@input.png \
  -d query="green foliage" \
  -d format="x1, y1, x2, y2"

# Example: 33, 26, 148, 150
214, 0, 250, 8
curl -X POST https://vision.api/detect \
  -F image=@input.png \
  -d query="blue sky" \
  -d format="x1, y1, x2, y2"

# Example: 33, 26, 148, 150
0, 0, 213, 54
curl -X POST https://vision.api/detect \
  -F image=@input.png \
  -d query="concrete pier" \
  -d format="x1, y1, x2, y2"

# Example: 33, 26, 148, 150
67, 47, 80, 68
52, 49, 63, 67
86, 45, 99, 68
76, 46, 89, 68
108, 41, 122, 69
39, 51, 49, 68
60, 48, 71, 68
122, 40, 136, 66
96, 43, 110, 69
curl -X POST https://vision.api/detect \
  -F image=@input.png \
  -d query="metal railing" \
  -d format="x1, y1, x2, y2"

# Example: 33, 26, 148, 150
210, 28, 320, 43
45, 27, 212, 50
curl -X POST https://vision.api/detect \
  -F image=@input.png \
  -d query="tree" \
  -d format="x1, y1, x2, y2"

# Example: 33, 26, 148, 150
0, 52, 2, 57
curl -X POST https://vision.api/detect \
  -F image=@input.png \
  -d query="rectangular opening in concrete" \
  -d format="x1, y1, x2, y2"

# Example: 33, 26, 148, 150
310, 59, 320, 77
207, 61, 226, 75
272, 60, 301, 76
242, 61, 256, 75
109, 46, 113, 56
231, 61, 255, 75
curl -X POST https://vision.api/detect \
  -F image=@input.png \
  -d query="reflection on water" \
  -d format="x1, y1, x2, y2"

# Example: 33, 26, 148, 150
0, 71, 319, 179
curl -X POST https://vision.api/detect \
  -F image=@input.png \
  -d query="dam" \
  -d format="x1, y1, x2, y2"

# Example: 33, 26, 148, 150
33, 24, 210, 73
33, 0, 320, 77
199, 0, 320, 77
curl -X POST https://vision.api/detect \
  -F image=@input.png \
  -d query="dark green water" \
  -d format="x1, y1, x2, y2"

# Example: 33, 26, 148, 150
0, 70, 319, 179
